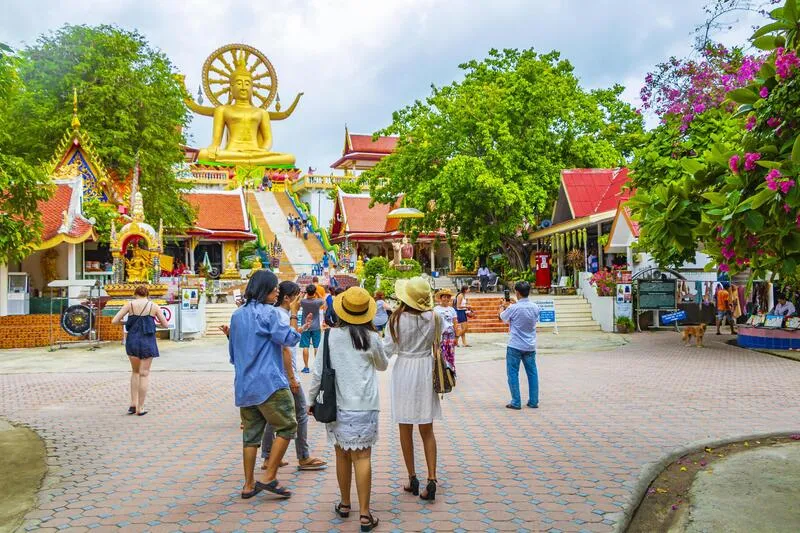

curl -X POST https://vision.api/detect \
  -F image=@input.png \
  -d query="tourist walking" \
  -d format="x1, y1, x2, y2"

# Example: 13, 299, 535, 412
111, 285, 170, 416
499, 281, 540, 410
260, 281, 327, 472
455, 285, 472, 347
227, 270, 313, 499
385, 277, 441, 501
715, 283, 735, 335
287, 214, 293, 231
308, 287, 388, 531
300, 284, 325, 373
372, 290, 390, 336
434, 288, 459, 373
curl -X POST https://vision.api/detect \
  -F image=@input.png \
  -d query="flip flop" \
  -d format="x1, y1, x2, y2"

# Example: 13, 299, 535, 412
127, 406, 136, 415
298, 457, 327, 471
240, 484, 263, 499
255, 479, 292, 498
137, 411, 148, 416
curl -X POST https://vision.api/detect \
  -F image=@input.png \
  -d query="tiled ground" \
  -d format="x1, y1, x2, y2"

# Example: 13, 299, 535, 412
3, 333, 800, 533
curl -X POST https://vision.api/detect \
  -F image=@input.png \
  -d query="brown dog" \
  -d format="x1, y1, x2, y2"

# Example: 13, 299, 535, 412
682, 323, 707, 347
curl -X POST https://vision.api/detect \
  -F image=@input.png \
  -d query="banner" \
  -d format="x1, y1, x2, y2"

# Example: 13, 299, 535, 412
615, 283, 633, 319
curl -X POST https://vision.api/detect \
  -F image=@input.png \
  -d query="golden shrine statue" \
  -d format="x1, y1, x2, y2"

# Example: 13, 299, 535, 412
354, 256, 365, 277
125, 248, 151, 283
179, 44, 303, 166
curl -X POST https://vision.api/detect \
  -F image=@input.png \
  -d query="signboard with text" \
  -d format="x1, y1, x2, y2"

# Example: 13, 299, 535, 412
637, 280, 677, 311
534, 299, 556, 324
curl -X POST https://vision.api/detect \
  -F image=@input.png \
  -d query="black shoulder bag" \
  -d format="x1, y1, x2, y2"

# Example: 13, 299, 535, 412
311, 329, 337, 423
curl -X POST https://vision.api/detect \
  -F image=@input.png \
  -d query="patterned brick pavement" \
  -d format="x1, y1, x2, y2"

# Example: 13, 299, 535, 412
2, 333, 800, 533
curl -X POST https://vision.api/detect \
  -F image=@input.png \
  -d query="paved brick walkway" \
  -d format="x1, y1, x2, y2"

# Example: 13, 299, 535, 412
2, 333, 800, 532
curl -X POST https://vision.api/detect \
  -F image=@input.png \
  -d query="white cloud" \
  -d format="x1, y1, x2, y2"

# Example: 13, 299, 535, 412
0, 0, 772, 171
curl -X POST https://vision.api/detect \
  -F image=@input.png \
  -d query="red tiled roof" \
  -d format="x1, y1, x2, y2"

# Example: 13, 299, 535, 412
340, 195, 401, 233
561, 168, 631, 218
183, 192, 247, 231
36, 182, 96, 244
348, 134, 399, 155
39, 184, 73, 241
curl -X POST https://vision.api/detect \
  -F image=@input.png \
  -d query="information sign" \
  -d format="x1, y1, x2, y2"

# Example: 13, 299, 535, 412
661, 310, 687, 325
638, 280, 677, 310
534, 299, 556, 324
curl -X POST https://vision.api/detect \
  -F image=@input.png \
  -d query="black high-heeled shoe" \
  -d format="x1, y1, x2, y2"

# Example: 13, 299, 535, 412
403, 475, 419, 495
420, 478, 437, 501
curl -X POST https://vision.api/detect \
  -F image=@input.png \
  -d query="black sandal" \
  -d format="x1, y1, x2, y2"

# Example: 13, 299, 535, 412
255, 479, 292, 498
403, 475, 419, 495
127, 406, 136, 415
360, 513, 379, 532
420, 479, 437, 501
136, 411, 148, 416
334, 502, 351, 518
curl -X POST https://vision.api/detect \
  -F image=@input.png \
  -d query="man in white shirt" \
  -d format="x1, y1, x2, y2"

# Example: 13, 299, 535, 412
478, 265, 491, 293
772, 295, 796, 317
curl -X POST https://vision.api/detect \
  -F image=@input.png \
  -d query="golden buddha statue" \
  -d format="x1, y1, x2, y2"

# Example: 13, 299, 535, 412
354, 255, 365, 277
125, 248, 150, 283
181, 44, 303, 167
453, 257, 466, 273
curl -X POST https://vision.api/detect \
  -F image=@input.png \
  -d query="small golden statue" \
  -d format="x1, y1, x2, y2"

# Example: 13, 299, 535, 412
247, 255, 263, 278
453, 257, 466, 273
41, 249, 59, 288
181, 44, 302, 166
125, 248, 151, 283
354, 255, 365, 277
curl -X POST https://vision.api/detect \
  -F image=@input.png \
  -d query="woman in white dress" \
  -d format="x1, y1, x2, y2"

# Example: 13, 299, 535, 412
384, 277, 441, 501
308, 287, 388, 532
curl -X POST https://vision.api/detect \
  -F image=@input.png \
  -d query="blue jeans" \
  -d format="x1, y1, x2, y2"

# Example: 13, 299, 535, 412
506, 346, 538, 408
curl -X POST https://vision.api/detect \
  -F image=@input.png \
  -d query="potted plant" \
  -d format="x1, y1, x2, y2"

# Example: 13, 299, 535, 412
616, 316, 634, 333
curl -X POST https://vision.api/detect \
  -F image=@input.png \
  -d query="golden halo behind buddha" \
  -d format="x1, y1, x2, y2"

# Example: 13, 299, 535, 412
201, 43, 278, 110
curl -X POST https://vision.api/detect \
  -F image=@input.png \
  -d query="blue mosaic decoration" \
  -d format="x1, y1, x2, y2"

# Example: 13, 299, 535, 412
68, 150, 107, 202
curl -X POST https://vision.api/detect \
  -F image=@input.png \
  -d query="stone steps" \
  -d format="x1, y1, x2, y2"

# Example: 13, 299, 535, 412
205, 303, 236, 336
464, 295, 601, 333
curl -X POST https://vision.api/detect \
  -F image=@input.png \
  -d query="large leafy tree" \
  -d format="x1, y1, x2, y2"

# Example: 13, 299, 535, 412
0, 43, 52, 264
363, 48, 644, 269
0, 25, 193, 230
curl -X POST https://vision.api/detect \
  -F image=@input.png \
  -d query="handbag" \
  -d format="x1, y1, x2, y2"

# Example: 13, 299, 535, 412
311, 329, 337, 423
432, 314, 456, 395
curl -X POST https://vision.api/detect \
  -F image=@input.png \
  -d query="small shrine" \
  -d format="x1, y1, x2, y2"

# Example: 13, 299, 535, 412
104, 192, 168, 306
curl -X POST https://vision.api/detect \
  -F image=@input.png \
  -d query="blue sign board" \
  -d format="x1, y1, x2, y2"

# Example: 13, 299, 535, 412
661, 310, 687, 325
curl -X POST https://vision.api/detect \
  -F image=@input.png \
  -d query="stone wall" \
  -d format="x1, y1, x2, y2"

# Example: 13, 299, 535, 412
0, 314, 123, 349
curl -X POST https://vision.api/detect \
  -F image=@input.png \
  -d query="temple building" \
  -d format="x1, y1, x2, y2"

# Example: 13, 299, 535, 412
330, 190, 452, 274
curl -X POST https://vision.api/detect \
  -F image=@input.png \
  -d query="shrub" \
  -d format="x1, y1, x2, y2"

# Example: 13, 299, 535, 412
589, 270, 616, 296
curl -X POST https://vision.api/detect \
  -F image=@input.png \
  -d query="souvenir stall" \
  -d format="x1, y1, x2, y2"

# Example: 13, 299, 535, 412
737, 283, 799, 350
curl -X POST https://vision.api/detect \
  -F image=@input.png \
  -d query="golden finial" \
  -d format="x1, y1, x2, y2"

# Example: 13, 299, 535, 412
71, 88, 81, 130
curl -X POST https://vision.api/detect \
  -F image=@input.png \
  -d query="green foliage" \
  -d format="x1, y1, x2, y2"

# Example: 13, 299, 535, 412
0, 153, 52, 264
327, 181, 362, 202
362, 257, 422, 295
82, 198, 118, 245
0, 25, 193, 231
362, 48, 644, 269
616, 316, 634, 329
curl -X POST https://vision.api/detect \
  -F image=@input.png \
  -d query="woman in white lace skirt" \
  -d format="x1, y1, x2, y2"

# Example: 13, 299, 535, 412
308, 287, 388, 532
384, 277, 442, 501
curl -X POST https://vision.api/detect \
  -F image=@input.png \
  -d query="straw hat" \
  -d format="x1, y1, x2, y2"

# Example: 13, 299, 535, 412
395, 277, 434, 311
436, 288, 454, 298
333, 287, 377, 325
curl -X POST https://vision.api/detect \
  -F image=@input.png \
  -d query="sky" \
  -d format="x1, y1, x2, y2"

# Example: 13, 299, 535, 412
0, 0, 767, 173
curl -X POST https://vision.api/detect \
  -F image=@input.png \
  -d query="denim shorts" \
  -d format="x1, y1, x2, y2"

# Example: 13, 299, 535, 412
240, 389, 297, 446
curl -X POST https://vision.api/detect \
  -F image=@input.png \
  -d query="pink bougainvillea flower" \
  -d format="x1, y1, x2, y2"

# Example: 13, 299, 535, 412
719, 263, 730, 273
745, 115, 757, 131
744, 152, 761, 171
790, 434, 800, 440
767, 117, 782, 128
776, 47, 800, 80
729, 154, 740, 174
779, 179, 795, 195
759, 86, 769, 98
784, 203, 792, 213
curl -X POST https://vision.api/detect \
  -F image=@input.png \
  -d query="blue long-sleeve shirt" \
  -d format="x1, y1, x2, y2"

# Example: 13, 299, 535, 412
228, 302, 301, 407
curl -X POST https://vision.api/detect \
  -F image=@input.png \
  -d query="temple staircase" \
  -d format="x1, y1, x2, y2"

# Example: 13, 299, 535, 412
467, 294, 601, 333
205, 303, 237, 337
248, 191, 323, 277
245, 192, 295, 281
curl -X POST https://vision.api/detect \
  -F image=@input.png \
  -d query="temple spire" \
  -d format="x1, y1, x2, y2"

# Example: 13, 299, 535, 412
71, 88, 81, 130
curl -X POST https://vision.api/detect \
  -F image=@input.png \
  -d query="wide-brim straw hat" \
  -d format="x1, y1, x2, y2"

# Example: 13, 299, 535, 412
436, 288, 454, 298
395, 277, 434, 312
333, 287, 377, 325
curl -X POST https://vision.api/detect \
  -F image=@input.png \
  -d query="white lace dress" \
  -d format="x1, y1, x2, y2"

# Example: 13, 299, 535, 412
384, 312, 442, 424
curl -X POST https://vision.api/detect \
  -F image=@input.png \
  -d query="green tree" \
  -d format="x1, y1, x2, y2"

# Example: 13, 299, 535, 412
0, 25, 193, 230
362, 48, 644, 269
0, 43, 52, 264
327, 181, 362, 202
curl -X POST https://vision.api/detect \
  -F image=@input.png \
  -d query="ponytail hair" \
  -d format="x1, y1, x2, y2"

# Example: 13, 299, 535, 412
275, 280, 301, 307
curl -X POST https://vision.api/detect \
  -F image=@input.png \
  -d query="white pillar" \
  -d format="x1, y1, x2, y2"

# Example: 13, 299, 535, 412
0, 263, 8, 316
597, 223, 604, 270
430, 245, 436, 274
67, 243, 78, 305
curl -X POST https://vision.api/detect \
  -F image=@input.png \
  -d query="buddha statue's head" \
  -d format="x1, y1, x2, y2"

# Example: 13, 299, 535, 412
230, 56, 253, 103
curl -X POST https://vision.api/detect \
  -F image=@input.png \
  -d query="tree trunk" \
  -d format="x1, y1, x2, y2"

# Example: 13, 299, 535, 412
500, 236, 529, 271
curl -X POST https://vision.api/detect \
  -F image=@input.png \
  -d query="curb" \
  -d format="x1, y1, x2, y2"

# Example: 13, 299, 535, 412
615, 430, 800, 532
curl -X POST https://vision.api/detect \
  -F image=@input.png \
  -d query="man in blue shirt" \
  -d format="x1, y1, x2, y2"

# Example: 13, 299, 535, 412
228, 270, 312, 499
499, 281, 541, 410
